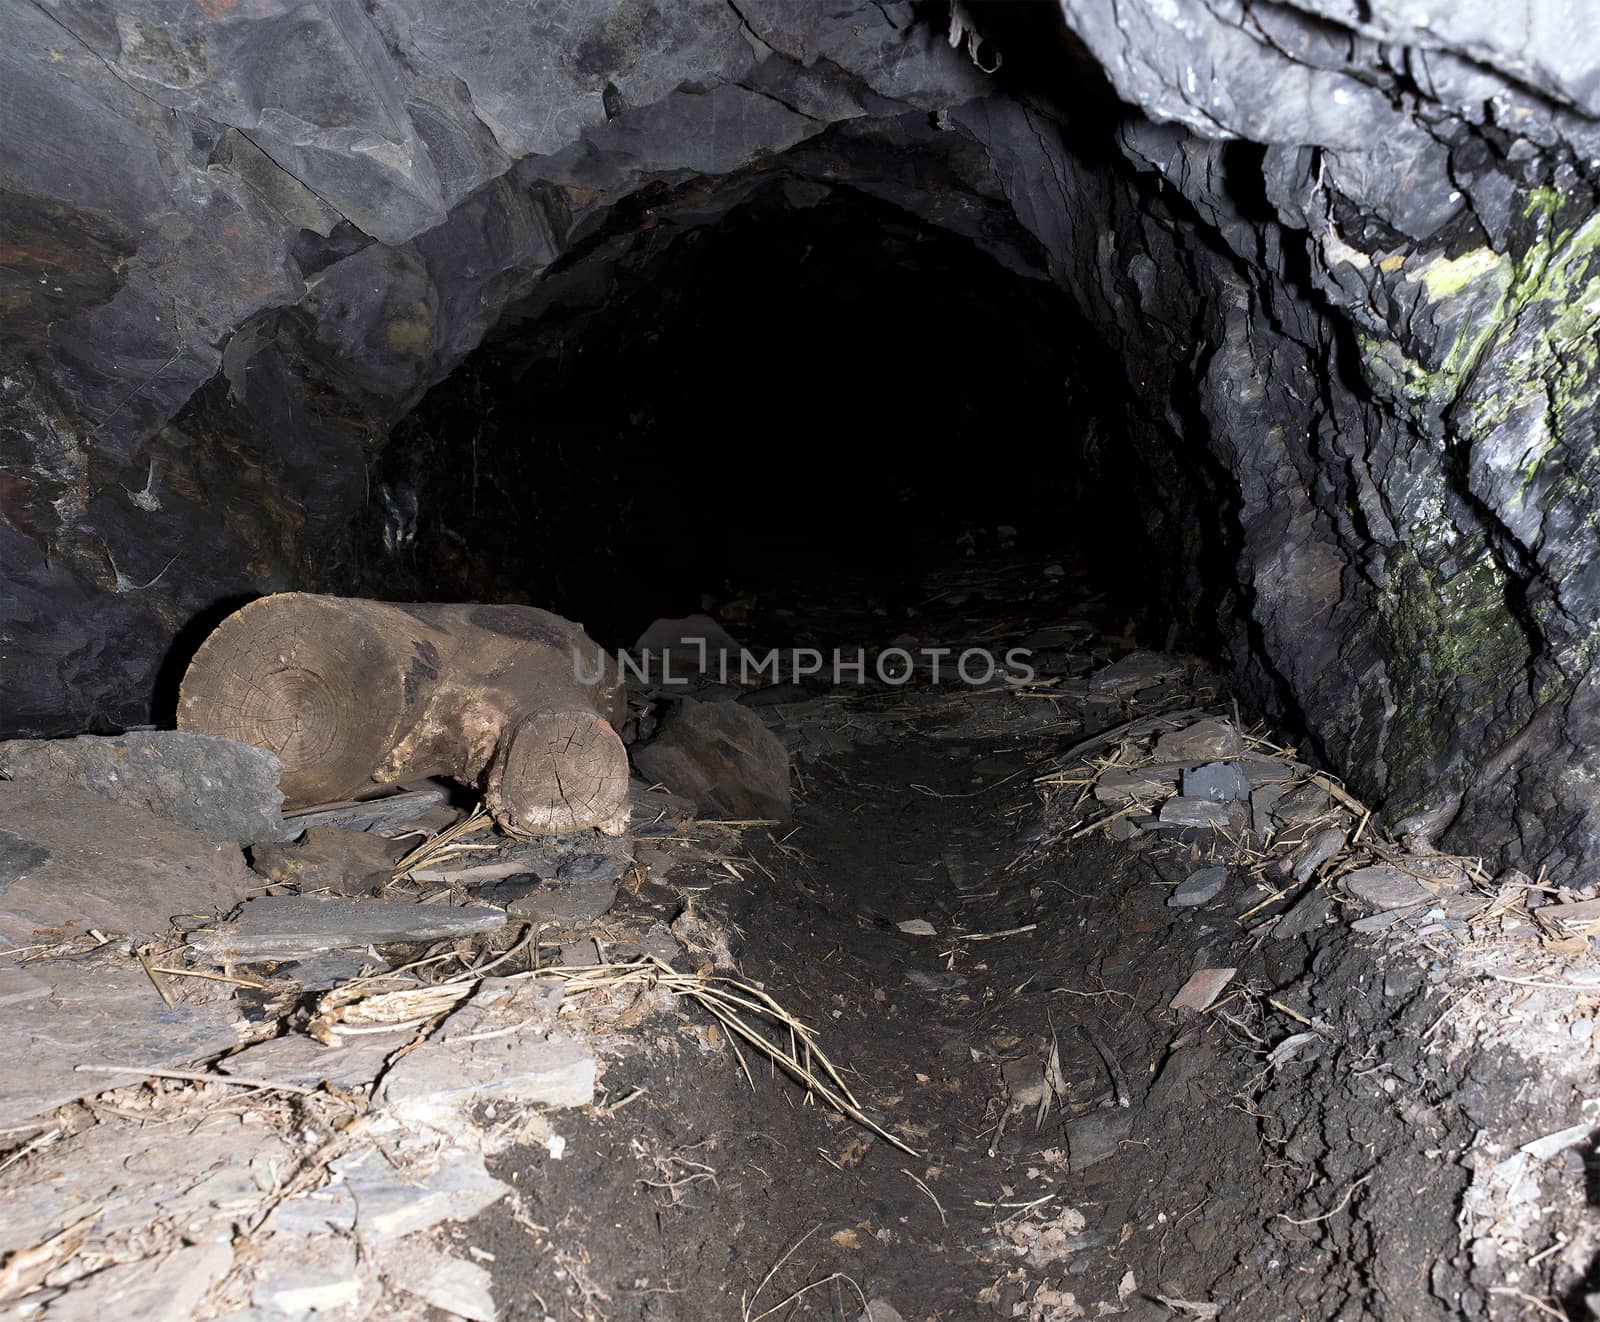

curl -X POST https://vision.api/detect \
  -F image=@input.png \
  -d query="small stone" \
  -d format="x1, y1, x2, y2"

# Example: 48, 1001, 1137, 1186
859, 1301, 906, 1322
1002, 1056, 1045, 1108
45, 1241, 233, 1321
1089, 651, 1181, 694
1063, 1108, 1135, 1169
897, 918, 937, 935
475, 876, 544, 908
1094, 764, 1181, 804
1170, 967, 1236, 1012
410, 836, 559, 884
558, 938, 604, 967
634, 844, 682, 878
282, 784, 450, 837
250, 826, 405, 896
188, 894, 505, 960
1235, 754, 1296, 785
1169, 866, 1227, 907
220, 1029, 413, 1089
0, 953, 241, 1128
1343, 866, 1436, 911
635, 920, 683, 965
252, 1246, 360, 1314
1153, 717, 1239, 764
332, 1145, 511, 1241
383, 1244, 497, 1322
632, 698, 791, 822
506, 876, 617, 927
1349, 906, 1424, 932
556, 851, 631, 883
273, 1183, 358, 1235
1181, 762, 1250, 802
379, 1029, 595, 1116
1271, 783, 1334, 824
1250, 783, 1289, 833
1291, 827, 1347, 882
1157, 796, 1231, 829
0, 780, 250, 947
275, 949, 387, 990
1272, 890, 1332, 939
0, 731, 290, 845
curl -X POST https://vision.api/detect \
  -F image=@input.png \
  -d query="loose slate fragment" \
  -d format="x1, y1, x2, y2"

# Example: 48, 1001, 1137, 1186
0, 955, 241, 1128
1157, 796, 1231, 829
331, 1145, 511, 1242
1181, 762, 1250, 802
505, 876, 617, 926
1153, 718, 1239, 764
283, 785, 450, 836
1343, 865, 1435, 911
1170, 967, 1236, 1012
188, 894, 504, 960
1168, 866, 1227, 907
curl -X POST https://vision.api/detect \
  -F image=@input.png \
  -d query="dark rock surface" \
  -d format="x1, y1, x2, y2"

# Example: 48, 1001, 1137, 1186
2, 1, 1599, 880
187, 894, 506, 961
0, 731, 288, 845
0, 781, 252, 948
633, 698, 793, 823
249, 826, 406, 896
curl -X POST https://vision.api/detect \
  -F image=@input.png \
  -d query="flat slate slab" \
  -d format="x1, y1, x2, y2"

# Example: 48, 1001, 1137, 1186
330, 1145, 511, 1242
1153, 717, 1240, 765
1157, 796, 1231, 828
282, 785, 449, 837
0, 954, 241, 1128
1343, 865, 1436, 911
0, 780, 251, 948
0, 730, 289, 845
219, 1028, 413, 1089
188, 894, 505, 960
1169, 866, 1228, 907
506, 876, 618, 927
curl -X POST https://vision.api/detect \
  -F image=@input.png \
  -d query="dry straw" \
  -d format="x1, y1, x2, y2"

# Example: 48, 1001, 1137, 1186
309, 953, 917, 1156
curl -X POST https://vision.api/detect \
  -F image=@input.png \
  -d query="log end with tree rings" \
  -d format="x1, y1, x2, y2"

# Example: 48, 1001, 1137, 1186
484, 710, 632, 837
177, 593, 411, 806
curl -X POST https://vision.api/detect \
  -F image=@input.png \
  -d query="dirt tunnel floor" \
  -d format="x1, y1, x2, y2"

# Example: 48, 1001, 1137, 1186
466, 560, 1597, 1322
3, 555, 1597, 1322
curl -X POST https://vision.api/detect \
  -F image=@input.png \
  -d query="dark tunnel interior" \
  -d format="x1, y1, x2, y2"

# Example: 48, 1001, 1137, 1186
361, 184, 1156, 652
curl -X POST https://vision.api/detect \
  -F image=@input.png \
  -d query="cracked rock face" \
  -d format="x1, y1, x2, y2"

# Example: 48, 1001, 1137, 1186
2, 0, 1598, 881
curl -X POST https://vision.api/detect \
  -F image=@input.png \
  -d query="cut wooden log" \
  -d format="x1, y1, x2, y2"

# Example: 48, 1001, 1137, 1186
178, 594, 629, 837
